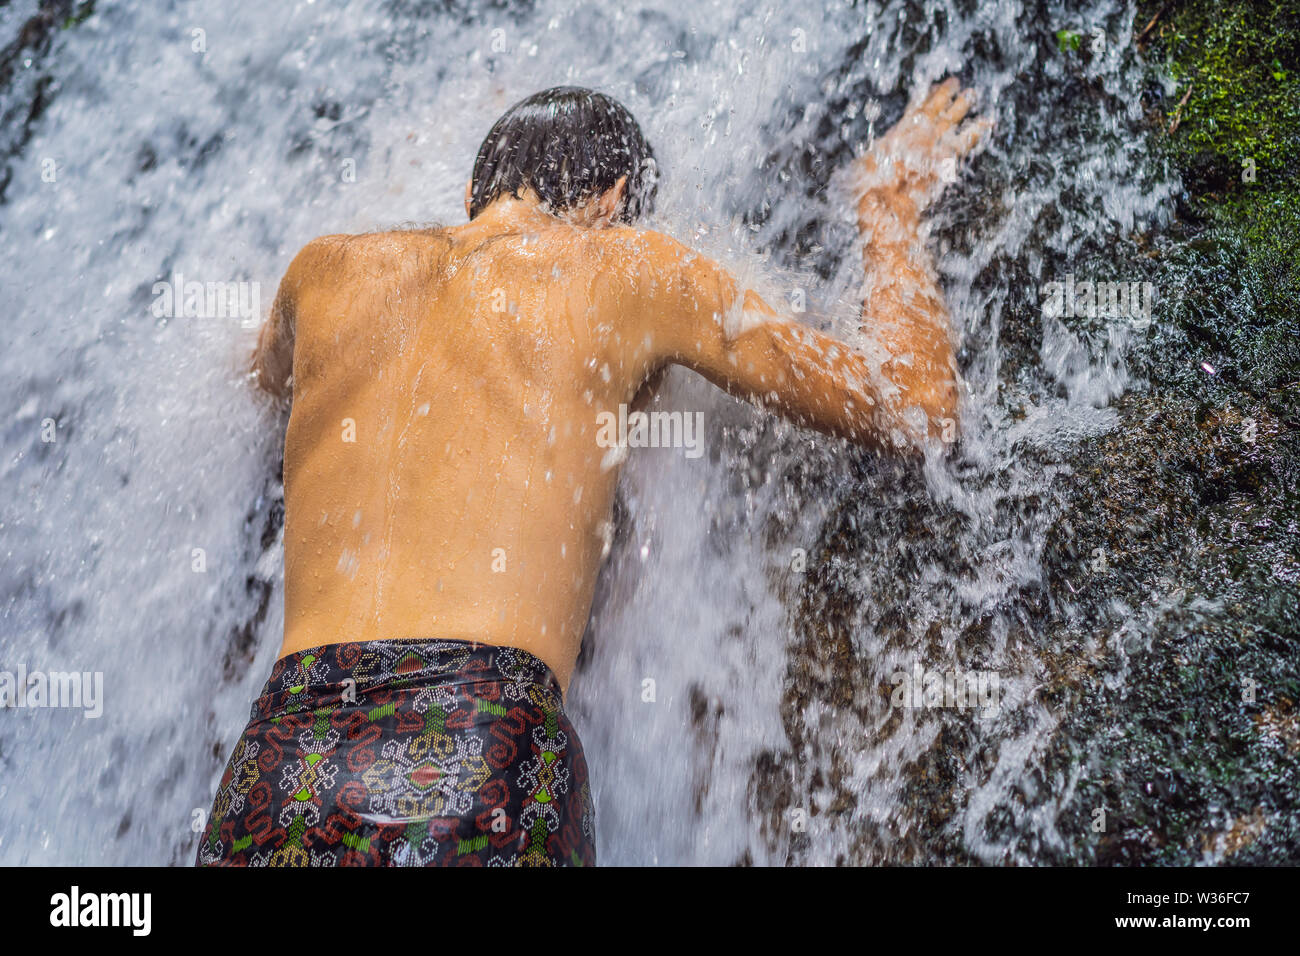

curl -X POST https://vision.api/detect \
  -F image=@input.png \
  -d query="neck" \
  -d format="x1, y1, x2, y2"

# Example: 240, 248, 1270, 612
471, 193, 560, 230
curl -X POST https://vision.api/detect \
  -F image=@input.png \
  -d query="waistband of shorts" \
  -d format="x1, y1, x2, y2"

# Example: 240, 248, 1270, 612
251, 638, 561, 722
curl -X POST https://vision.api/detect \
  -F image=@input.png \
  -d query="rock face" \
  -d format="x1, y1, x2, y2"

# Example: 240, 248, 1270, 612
752, 0, 1300, 865
1041, 394, 1299, 865
764, 379, 1299, 865
0, 2, 82, 203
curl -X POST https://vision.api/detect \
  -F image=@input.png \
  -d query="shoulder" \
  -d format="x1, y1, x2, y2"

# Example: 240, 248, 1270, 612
280, 233, 353, 287
291, 230, 419, 266
591, 226, 725, 295
594, 225, 697, 266
285, 230, 449, 285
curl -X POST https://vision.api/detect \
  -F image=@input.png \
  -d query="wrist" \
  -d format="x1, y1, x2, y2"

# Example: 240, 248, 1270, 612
856, 185, 921, 244
858, 182, 917, 213
857, 167, 920, 221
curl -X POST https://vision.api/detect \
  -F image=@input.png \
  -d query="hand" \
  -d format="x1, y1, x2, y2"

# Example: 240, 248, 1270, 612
855, 78, 992, 219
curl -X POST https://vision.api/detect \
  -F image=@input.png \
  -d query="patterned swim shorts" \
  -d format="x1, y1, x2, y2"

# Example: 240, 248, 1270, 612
196, 639, 595, 866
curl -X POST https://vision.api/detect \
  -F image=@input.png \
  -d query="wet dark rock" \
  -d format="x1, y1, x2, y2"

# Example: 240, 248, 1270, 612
764, 0, 1300, 865
0, 0, 80, 204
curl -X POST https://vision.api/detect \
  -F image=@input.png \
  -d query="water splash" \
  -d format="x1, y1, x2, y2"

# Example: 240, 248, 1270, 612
0, 0, 1177, 865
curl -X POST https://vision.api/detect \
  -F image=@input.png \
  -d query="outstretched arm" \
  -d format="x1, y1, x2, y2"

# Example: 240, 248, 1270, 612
647, 250, 910, 450
640, 80, 988, 451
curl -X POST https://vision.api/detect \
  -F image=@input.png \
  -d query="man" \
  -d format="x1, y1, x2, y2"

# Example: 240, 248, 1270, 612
197, 81, 987, 866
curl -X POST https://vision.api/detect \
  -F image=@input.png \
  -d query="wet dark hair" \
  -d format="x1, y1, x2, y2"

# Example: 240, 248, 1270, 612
469, 86, 658, 223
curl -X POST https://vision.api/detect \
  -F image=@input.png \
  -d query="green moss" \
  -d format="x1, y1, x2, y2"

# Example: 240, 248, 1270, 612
1056, 29, 1083, 53
60, 1, 95, 30
1142, 0, 1300, 186
1139, 0, 1299, 252
1133, 0, 1300, 402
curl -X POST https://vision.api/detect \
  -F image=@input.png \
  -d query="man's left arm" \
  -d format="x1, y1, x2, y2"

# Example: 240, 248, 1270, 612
251, 275, 296, 398
251, 237, 341, 397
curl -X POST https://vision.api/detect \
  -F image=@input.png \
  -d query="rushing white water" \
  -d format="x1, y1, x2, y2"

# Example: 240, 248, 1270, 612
0, 0, 1175, 864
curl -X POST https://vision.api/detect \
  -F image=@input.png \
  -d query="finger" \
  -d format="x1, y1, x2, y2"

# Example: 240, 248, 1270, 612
939, 89, 974, 127
906, 77, 951, 117
921, 77, 961, 118
947, 116, 993, 157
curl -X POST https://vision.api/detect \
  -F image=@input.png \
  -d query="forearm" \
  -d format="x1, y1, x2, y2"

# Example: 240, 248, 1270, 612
855, 185, 959, 435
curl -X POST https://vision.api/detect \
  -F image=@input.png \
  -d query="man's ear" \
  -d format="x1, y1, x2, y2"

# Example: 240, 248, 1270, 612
464, 179, 473, 219
595, 175, 628, 222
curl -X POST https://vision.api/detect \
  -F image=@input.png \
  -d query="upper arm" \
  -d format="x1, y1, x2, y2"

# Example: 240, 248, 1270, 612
251, 236, 342, 398
627, 232, 931, 451
252, 277, 296, 397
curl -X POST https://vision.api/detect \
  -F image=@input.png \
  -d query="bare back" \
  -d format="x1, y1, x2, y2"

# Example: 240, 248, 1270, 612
279, 224, 660, 690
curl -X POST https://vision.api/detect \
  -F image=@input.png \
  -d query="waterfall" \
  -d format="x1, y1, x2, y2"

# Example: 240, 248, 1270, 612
0, 0, 1177, 865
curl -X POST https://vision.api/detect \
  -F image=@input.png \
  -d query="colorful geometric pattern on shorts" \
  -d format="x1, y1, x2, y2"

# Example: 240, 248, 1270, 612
196, 639, 595, 866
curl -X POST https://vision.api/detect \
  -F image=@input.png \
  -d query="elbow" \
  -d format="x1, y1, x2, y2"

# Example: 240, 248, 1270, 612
867, 386, 959, 455
251, 352, 292, 400
257, 370, 293, 400
256, 372, 289, 399
924, 378, 961, 446
891, 377, 958, 449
